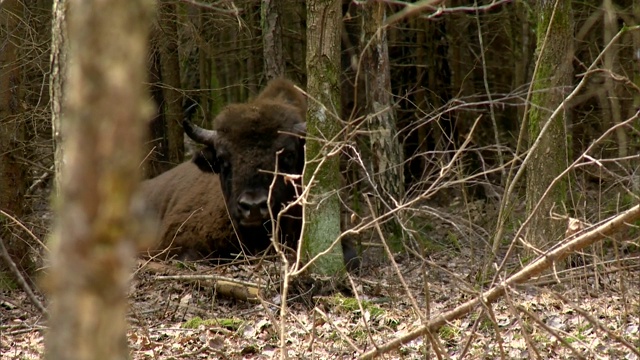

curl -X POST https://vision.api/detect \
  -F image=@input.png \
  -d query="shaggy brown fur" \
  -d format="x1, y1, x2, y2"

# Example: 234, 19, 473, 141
139, 161, 236, 260
140, 78, 358, 268
140, 79, 306, 260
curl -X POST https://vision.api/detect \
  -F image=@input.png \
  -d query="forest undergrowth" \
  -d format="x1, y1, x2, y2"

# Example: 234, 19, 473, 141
2, 185, 639, 359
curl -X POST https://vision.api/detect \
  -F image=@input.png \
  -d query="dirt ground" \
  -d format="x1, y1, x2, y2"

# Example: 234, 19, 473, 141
2, 243, 639, 360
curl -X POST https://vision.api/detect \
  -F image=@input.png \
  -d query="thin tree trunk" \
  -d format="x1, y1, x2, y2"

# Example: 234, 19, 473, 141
193, 6, 215, 127
525, 0, 572, 258
158, 0, 184, 167
510, 1, 531, 123
602, 0, 626, 163
360, 1, 404, 250
446, 0, 475, 151
413, 16, 439, 182
145, 46, 168, 178
262, 0, 285, 79
631, 0, 640, 192
50, 0, 66, 195
303, 0, 344, 275
45, 0, 153, 359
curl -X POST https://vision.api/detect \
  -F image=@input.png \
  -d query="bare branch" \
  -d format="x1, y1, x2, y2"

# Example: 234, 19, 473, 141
359, 205, 640, 359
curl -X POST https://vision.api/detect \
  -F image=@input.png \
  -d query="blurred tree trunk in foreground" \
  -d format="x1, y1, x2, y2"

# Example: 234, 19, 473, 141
45, 0, 153, 359
303, 0, 344, 275
525, 0, 572, 260
0, 0, 30, 272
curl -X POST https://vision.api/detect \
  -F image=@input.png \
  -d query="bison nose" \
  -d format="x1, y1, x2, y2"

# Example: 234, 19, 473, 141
237, 192, 269, 224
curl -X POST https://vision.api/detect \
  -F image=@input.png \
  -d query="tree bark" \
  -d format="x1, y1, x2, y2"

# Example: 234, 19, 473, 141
602, 0, 626, 163
261, 0, 285, 80
44, 0, 153, 359
632, 0, 640, 192
525, 0, 572, 258
158, 0, 184, 167
360, 1, 404, 250
303, 0, 344, 275
50, 0, 66, 194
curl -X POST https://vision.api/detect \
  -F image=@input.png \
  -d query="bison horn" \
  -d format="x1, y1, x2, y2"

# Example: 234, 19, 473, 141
292, 122, 306, 135
183, 120, 217, 145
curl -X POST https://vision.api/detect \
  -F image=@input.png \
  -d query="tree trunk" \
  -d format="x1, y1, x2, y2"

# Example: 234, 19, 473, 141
602, 0, 626, 163
360, 1, 404, 250
261, 0, 285, 79
525, 0, 572, 259
45, 0, 153, 359
158, 0, 184, 167
446, 0, 475, 151
413, 16, 440, 184
303, 0, 344, 276
50, 0, 66, 195
632, 0, 640, 192
0, 0, 29, 272
145, 46, 168, 178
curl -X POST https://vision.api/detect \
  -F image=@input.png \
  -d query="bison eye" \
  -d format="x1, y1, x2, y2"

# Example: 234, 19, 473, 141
278, 150, 296, 172
218, 158, 231, 174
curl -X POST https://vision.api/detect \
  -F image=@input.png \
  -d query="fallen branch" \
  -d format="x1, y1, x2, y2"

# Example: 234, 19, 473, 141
359, 204, 640, 359
155, 274, 261, 302
0, 235, 46, 314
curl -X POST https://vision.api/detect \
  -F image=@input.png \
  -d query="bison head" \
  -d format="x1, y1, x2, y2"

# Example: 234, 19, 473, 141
183, 79, 307, 247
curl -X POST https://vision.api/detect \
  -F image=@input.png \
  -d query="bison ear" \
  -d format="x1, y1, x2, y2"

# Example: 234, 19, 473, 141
192, 147, 220, 173
258, 79, 307, 113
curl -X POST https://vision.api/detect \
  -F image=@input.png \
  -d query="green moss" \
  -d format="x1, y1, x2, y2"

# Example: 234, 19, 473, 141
182, 316, 204, 328
0, 271, 17, 290
446, 232, 462, 251
350, 329, 368, 341
174, 261, 196, 271
478, 316, 494, 332
438, 325, 459, 341
328, 294, 385, 320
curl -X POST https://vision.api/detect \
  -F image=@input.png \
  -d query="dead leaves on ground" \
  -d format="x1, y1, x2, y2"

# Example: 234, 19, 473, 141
2, 251, 639, 359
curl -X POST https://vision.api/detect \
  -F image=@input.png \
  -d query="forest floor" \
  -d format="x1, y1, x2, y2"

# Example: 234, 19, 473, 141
2, 248, 639, 359
2, 200, 640, 359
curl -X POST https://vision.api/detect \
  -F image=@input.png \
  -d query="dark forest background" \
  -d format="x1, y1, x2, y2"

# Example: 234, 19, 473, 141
1, 0, 639, 281
2, 1, 640, 358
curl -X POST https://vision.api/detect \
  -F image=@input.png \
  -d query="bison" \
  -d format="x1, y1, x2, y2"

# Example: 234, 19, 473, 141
141, 79, 358, 268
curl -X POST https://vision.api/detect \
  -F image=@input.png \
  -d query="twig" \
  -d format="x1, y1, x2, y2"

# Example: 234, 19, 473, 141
155, 274, 258, 288
504, 288, 543, 359
365, 197, 425, 322
27, 165, 54, 195
490, 24, 640, 269
0, 209, 49, 252
517, 305, 586, 360
0, 235, 46, 314
314, 307, 362, 354
347, 275, 376, 347
549, 290, 640, 358
384, 0, 512, 26
358, 205, 640, 359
